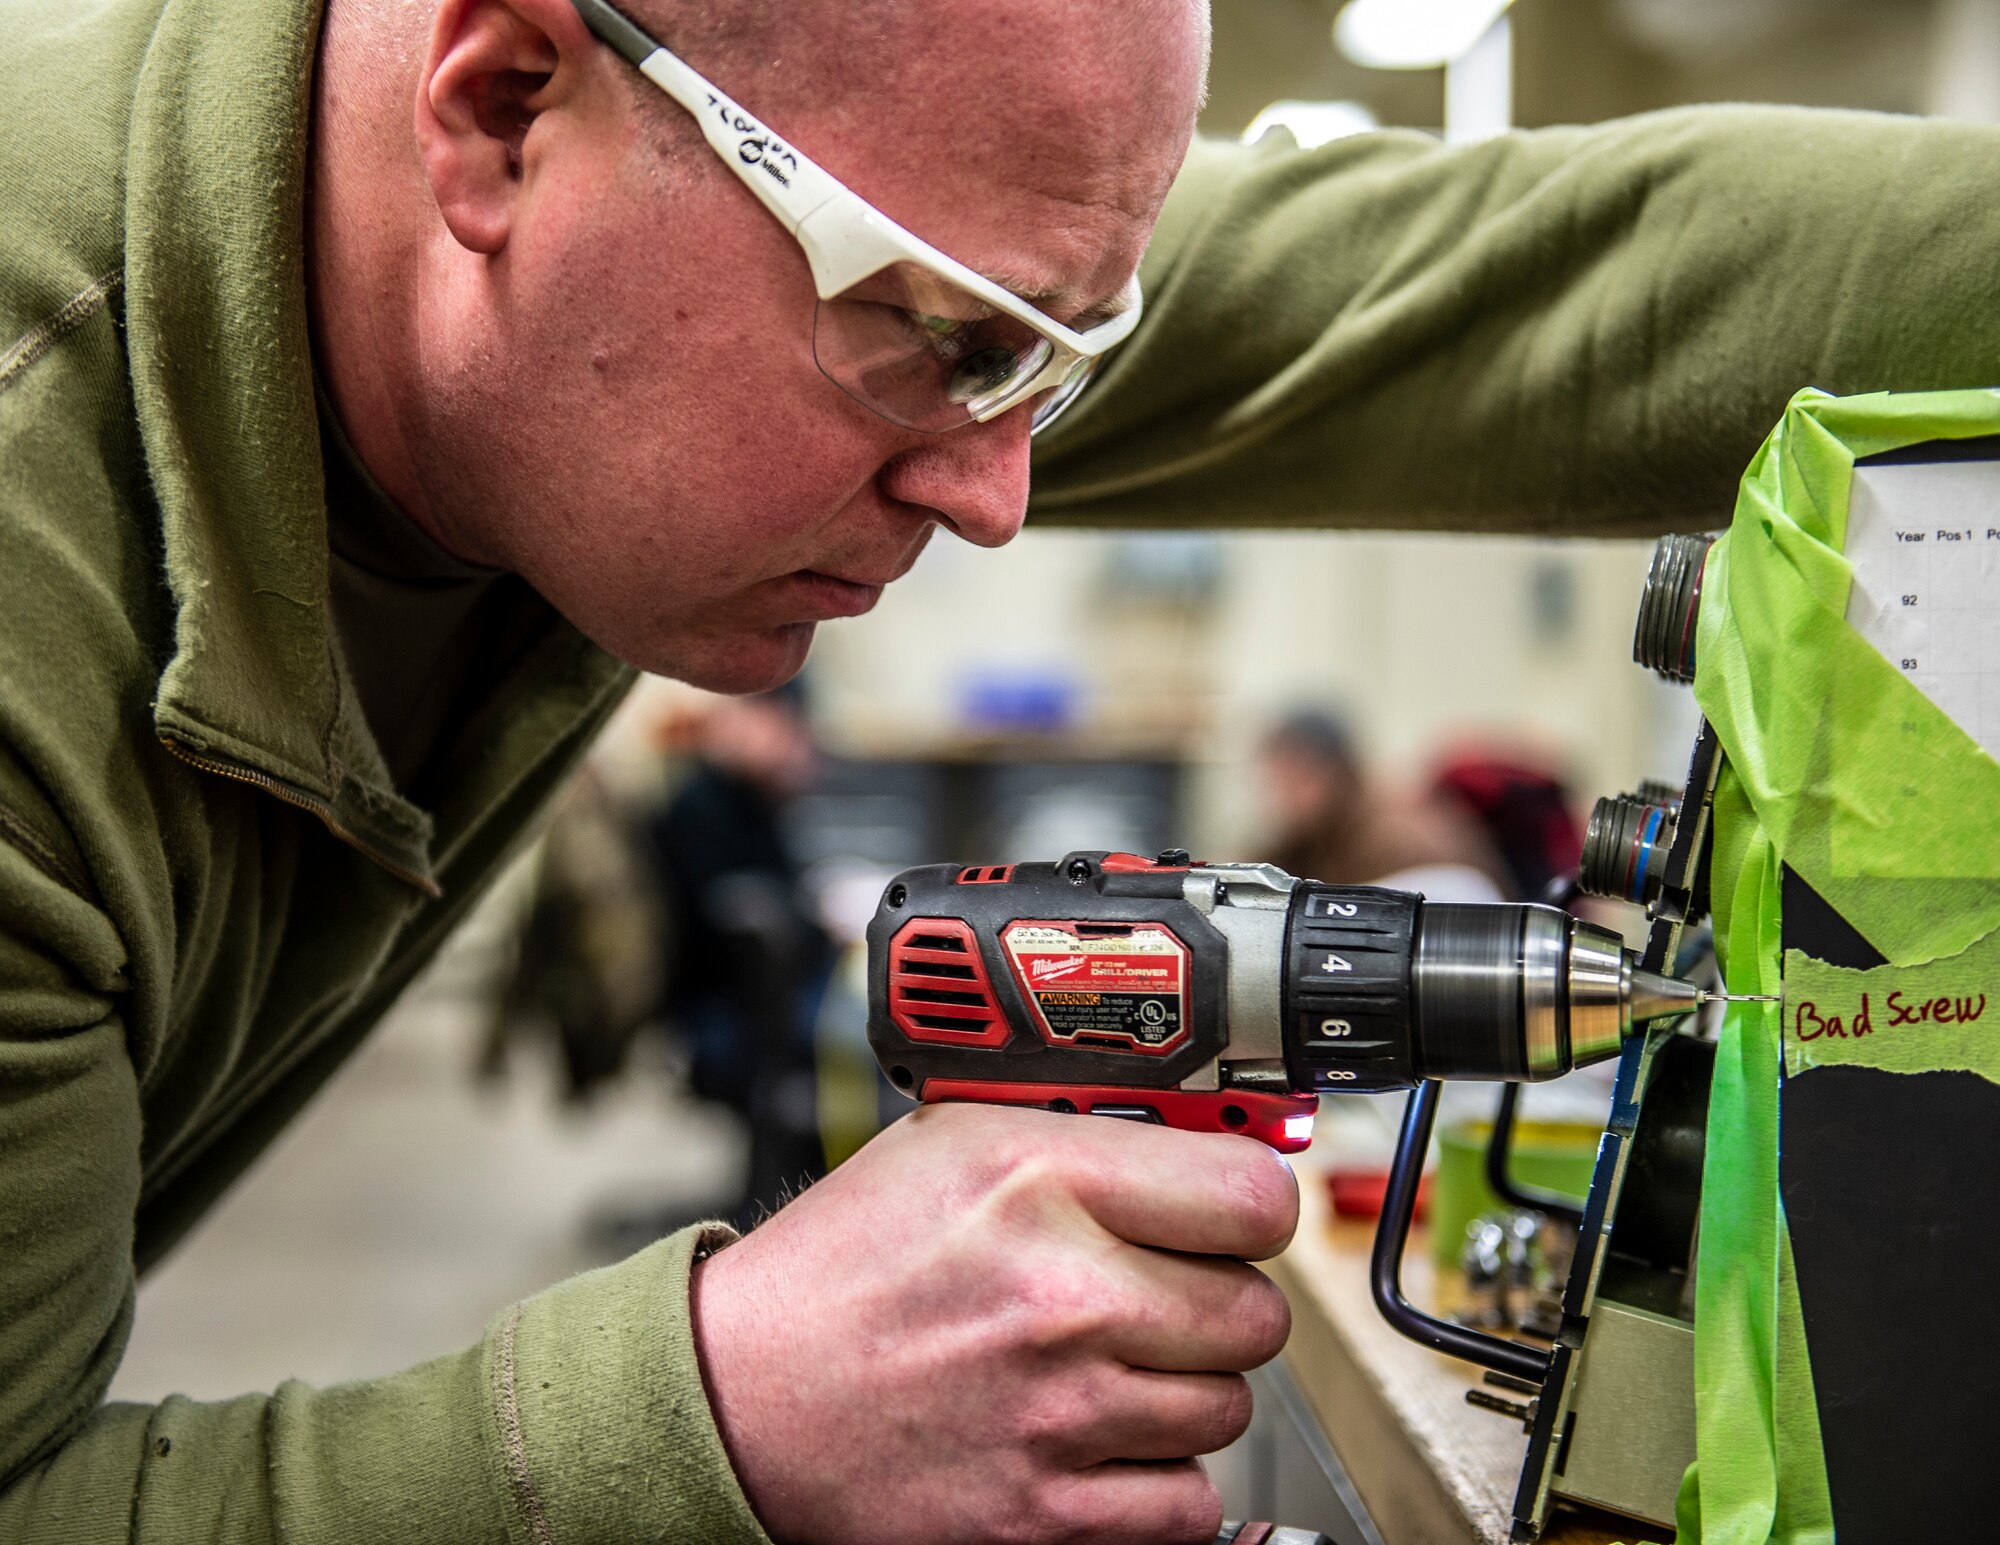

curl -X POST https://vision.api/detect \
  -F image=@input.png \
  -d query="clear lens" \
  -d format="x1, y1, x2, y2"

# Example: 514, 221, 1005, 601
814, 262, 1055, 432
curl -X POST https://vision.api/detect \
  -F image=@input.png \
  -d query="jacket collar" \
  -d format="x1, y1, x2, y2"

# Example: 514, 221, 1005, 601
124, 0, 635, 898
124, 0, 436, 886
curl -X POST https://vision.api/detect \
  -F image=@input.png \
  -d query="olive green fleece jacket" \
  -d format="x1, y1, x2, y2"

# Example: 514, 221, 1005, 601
7, 0, 2000, 1536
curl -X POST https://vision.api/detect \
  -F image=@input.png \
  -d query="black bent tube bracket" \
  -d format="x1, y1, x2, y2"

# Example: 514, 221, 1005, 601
1370, 1080, 1553, 1387
1484, 1083, 1586, 1229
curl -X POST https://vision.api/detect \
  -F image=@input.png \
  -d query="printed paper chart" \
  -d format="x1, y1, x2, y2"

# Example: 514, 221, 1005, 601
1843, 455, 2000, 761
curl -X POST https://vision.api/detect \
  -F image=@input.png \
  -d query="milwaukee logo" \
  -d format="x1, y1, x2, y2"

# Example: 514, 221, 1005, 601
1030, 957, 1087, 982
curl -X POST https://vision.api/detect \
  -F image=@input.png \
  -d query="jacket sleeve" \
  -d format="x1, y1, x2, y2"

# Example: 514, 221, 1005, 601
0, 828, 771, 1545
1029, 105, 2000, 536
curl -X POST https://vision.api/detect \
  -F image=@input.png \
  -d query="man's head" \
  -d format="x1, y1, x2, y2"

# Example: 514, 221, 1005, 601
310, 0, 1209, 692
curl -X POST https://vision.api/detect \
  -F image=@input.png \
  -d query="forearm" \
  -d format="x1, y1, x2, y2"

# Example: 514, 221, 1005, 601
1, 1169, 766, 1545
0, 1361, 505, 1545
1030, 105, 2000, 536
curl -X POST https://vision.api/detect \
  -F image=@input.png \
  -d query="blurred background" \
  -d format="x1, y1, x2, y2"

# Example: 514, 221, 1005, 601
113, 0, 2000, 1408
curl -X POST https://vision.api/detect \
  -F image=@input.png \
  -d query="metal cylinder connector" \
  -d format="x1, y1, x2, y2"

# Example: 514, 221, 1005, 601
1633, 533, 1715, 683
1579, 793, 1677, 905
1634, 778, 1683, 812
1410, 903, 1568, 1081
1408, 904, 1711, 1084
1565, 920, 1630, 1069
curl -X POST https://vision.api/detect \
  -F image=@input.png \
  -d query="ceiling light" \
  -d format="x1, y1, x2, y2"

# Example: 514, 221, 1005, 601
1334, 0, 1517, 70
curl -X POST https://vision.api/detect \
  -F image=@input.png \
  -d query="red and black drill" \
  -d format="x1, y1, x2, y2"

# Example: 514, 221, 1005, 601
866, 850, 1719, 1152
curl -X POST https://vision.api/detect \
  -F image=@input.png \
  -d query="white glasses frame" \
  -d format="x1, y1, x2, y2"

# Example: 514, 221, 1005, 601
570, 0, 1142, 430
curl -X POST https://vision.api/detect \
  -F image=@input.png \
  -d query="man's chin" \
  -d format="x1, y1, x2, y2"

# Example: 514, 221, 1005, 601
645, 621, 817, 695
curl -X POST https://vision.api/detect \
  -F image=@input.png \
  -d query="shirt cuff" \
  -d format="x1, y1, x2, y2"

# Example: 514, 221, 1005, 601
482, 1222, 772, 1545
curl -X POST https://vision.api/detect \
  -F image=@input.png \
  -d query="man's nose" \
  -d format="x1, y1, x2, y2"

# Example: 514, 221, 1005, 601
877, 409, 1033, 549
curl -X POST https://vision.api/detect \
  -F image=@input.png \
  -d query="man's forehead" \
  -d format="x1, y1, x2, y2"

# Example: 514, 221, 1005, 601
644, 0, 1202, 326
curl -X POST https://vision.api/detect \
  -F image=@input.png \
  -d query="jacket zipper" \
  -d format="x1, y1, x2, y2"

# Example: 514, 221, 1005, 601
160, 737, 442, 898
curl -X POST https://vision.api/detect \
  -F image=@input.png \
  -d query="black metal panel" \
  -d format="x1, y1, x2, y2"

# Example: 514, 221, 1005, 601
1779, 865, 1999, 1544
1780, 1065, 2000, 1544
1603, 1034, 1711, 1279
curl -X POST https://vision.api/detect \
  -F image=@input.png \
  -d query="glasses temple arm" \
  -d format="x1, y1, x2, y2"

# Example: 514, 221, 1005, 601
571, 0, 846, 238
571, 0, 656, 68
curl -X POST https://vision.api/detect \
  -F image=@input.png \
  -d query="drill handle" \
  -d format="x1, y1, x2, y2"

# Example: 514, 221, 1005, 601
919, 1080, 1319, 1153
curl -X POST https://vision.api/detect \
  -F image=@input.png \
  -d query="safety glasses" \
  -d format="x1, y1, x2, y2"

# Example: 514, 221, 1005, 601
571, 0, 1140, 434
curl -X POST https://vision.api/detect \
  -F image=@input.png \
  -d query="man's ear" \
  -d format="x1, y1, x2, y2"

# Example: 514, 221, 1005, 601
415, 0, 600, 255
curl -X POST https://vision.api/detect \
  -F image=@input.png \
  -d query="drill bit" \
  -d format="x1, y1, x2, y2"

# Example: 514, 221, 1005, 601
1703, 990, 1781, 1004
1626, 970, 1779, 1027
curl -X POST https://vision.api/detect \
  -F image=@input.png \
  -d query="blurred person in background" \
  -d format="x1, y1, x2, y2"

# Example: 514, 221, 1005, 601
1258, 708, 1510, 902
644, 684, 835, 1229
1430, 752, 1586, 905
485, 762, 664, 1095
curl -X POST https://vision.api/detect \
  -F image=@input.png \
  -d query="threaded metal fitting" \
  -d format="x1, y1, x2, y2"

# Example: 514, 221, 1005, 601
1633, 533, 1715, 683
1634, 778, 1683, 812
1579, 793, 1677, 905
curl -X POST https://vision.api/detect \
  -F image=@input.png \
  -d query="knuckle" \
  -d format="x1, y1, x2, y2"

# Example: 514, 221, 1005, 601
1010, 1369, 1109, 1456
978, 1142, 1077, 1227
1015, 1472, 1094, 1545
1005, 1262, 1118, 1355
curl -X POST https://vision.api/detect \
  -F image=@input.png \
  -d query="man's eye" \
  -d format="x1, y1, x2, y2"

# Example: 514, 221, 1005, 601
897, 309, 979, 362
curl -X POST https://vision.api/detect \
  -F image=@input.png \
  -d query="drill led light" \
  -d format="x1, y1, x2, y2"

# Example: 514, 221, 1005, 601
1284, 1114, 1318, 1145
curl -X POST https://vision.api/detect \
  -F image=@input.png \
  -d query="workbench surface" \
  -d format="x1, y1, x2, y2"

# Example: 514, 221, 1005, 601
1267, 1164, 1673, 1545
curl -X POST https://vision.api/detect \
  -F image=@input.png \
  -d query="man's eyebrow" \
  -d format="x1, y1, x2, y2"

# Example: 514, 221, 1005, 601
988, 271, 1139, 330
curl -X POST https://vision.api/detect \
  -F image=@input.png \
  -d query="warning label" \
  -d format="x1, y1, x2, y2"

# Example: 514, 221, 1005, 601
1001, 920, 1190, 1054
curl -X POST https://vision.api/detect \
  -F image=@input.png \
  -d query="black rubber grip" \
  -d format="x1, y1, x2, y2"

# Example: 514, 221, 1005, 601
1282, 885, 1420, 1093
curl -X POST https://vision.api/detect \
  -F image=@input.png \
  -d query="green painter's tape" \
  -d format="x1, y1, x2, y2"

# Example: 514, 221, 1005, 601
1696, 388, 2000, 965
1676, 387, 2000, 1543
1673, 775, 1831, 1545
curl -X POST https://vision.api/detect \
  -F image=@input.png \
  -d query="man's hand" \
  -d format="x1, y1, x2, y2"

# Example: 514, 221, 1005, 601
691, 1103, 1298, 1545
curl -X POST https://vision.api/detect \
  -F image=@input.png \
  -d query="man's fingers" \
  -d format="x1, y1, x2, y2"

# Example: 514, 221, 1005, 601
1026, 1457, 1222, 1545
1052, 1116, 1302, 1260
1059, 1369, 1254, 1465
1099, 1250, 1293, 1373
1085, 1127, 1298, 1260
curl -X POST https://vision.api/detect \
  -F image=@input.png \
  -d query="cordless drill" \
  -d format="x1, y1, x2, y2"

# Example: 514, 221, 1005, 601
866, 850, 1724, 1152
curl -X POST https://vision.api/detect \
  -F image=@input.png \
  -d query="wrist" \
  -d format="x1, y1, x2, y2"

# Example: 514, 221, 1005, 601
690, 1234, 781, 1535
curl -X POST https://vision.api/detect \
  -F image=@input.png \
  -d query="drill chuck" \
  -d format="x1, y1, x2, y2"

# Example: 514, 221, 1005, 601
1285, 888, 1696, 1092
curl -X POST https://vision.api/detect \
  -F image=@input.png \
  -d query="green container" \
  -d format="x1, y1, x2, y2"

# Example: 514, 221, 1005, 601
1431, 1118, 1600, 1268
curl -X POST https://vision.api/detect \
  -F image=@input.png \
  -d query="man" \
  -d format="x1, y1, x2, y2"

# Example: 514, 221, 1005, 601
4, 0, 1999, 1543
1255, 707, 1508, 898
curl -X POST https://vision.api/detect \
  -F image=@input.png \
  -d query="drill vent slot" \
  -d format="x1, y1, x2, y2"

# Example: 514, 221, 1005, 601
907, 932, 968, 953
909, 959, 976, 980
909, 1013, 980, 1032
899, 987, 990, 1007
